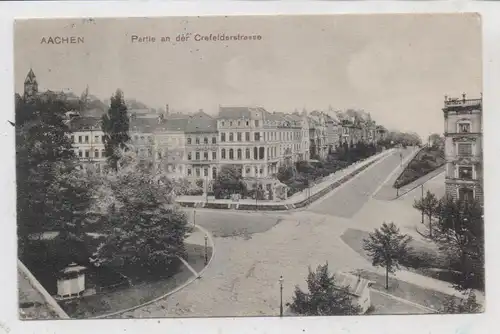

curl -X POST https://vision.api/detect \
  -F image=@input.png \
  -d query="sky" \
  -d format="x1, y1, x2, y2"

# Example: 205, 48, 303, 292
14, 14, 482, 138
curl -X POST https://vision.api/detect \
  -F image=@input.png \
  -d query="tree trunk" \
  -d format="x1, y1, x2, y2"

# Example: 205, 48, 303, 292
428, 213, 433, 238
385, 265, 389, 289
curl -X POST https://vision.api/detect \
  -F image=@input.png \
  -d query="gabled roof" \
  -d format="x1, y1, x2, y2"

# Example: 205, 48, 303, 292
185, 112, 217, 133
334, 272, 373, 297
69, 116, 101, 131
218, 106, 268, 120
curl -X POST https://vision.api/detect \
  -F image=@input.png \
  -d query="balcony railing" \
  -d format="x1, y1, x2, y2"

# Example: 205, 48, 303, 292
444, 98, 482, 108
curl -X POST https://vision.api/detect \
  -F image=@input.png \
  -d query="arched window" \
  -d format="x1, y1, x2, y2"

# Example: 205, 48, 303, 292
237, 149, 242, 160
229, 132, 234, 142
246, 148, 250, 159
259, 147, 265, 160
229, 149, 234, 160
221, 148, 226, 159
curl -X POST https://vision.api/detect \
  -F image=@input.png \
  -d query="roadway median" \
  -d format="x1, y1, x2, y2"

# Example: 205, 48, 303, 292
176, 149, 394, 212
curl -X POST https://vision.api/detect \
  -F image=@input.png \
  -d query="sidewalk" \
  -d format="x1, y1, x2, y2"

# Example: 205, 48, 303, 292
176, 149, 394, 210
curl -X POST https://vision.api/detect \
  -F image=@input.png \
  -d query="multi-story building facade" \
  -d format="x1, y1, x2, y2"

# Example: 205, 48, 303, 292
184, 111, 219, 190
325, 112, 341, 153
443, 93, 483, 203
68, 116, 107, 172
308, 111, 328, 159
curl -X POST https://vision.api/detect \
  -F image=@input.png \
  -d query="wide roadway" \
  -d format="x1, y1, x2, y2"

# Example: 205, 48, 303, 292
118, 148, 419, 318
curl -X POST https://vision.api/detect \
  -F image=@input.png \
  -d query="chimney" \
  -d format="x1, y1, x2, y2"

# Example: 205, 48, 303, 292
444, 94, 448, 102
462, 93, 466, 101
165, 104, 170, 116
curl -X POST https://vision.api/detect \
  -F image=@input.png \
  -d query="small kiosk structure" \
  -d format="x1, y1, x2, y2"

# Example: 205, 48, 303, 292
56, 263, 87, 300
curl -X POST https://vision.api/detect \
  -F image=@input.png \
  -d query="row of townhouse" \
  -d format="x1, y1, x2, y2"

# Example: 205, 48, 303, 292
68, 106, 389, 187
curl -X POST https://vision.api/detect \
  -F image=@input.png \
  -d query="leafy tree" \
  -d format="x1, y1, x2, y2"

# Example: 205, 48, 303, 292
93, 150, 191, 276
362, 222, 413, 289
413, 191, 439, 237
288, 263, 361, 316
102, 89, 130, 171
213, 165, 247, 199
433, 196, 484, 291
16, 96, 92, 255
440, 291, 482, 314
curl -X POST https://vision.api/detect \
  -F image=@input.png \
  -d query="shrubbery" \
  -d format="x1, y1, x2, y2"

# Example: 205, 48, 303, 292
278, 143, 379, 197
394, 146, 445, 189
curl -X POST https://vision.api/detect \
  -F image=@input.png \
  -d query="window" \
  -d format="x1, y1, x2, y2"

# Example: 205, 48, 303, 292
212, 151, 217, 160
245, 167, 251, 174
221, 148, 226, 159
94, 150, 99, 158
246, 121, 249, 126
221, 133, 226, 142
102, 135, 105, 142
204, 152, 208, 160
196, 168, 201, 177
237, 149, 242, 160
254, 147, 258, 160
188, 152, 192, 160
260, 168, 263, 175
101, 149, 105, 157
246, 148, 250, 159
195, 152, 200, 160
71, 135, 75, 143
229, 149, 234, 160
230, 121, 233, 126
245, 132, 250, 141
148, 148, 152, 157
237, 132, 242, 141
204, 167, 208, 177
212, 137, 216, 144
187, 138, 192, 145
187, 168, 192, 176
458, 123, 471, 133
78, 136, 82, 143
255, 120, 259, 127
458, 166, 473, 180
85, 136, 89, 143
254, 132, 260, 141
457, 143, 472, 156
212, 167, 217, 179
259, 147, 265, 160
94, 135, 99, 143
203, 137, 208, 144
229, 133, 234, 142
238, 121, 241, 126
458, 187, 474, 202
196, 137, 200, 145
221, 121, 225, 127
85, 150, 90, 158
78, 151, 83, 158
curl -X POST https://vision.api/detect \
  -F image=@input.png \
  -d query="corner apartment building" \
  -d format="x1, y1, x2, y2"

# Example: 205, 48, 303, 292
443, 93, 483, 203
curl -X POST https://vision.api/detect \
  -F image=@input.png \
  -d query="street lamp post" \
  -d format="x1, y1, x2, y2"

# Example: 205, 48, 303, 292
193, 209, 196, 227
421, 185, 424, 224
279, 276, 284, 317
204, 234, 208, 265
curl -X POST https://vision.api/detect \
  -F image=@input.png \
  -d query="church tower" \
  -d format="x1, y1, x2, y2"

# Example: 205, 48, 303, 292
24, 68, 38, 100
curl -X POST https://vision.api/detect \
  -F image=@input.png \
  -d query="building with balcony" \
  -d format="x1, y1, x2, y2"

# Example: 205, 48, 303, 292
443, 93, 483, 203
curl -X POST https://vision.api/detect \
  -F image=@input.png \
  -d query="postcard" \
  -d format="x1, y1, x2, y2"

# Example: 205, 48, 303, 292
14, 14, 484, 320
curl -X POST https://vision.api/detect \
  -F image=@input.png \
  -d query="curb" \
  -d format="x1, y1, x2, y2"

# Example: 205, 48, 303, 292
92, 224, 216, 319
177, 149, 394, 212
18, 259, 71, 319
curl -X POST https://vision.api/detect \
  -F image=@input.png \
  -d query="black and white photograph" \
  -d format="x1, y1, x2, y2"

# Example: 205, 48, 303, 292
14, 14, 484, 320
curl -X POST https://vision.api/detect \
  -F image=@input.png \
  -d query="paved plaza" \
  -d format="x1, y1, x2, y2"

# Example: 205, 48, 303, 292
113, 147, 464, 318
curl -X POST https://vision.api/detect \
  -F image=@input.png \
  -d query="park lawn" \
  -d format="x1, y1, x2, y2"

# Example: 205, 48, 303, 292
340, 228, 453, 280
369, 290, 429, 315
59, 243, 213, 318
394, 146, 445, 189
356, 269, 460, 311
